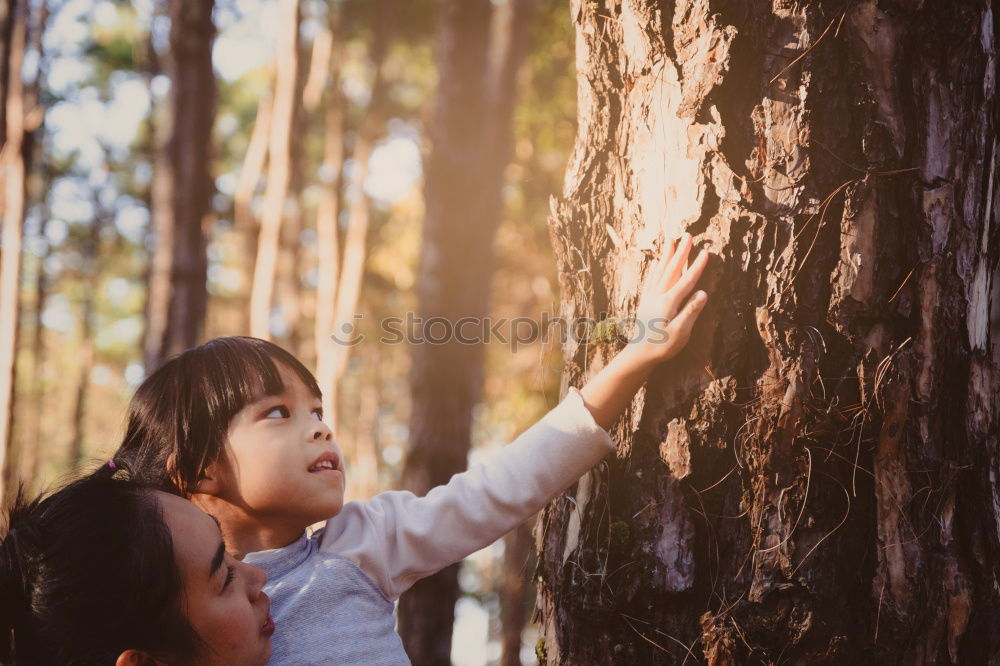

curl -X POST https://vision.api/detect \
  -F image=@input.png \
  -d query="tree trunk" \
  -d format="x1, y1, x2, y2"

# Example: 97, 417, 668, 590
315, 2, 389, 431
144, 0, 215, 369
398, 0, 532, 662
234, 92, 272, 237
67, 189, 104, 468
18, 0, 50, 490
314, 37, 345, 427
500, 521, 533, 666
231, 87, 271, 336
0, 0, 14, 148
349, 344, 380, 500
249, 0, 300, 339
536, 1, 999, 664
21, 162, 48, 488
0, 0, 26, 500
277, 118, 305, 352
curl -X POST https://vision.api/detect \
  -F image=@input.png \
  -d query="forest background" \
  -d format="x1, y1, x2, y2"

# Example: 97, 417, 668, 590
0, 0, 567, 664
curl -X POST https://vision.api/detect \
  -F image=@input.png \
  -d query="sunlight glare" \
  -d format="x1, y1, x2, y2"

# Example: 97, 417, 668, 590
365, 137, 422, 204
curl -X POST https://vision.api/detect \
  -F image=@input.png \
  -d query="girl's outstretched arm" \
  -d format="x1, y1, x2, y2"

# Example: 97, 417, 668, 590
319, 233, 710, 599
579, 233, 709, 430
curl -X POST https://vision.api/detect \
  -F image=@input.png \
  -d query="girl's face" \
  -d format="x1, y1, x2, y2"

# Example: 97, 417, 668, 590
212, 363, 346, 534
156, 492, 275, 665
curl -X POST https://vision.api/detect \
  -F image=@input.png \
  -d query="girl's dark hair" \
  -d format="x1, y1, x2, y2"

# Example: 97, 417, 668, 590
0, 467, 198, 664
115, 336, 321, 493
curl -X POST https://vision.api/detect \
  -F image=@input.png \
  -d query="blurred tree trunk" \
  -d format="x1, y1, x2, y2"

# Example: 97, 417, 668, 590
144, 0, 216, 369
315, 2, 388, 431
19, 0, 50, 490
141, 1, 168, 369
500, 521, 533, 666
349, 343, 380, 499
0, 0, 26, 500
276, 111, 309, 352
277, 176, 303, 350
21, 163, 48, 489
232, 90, 271, 334
249, 0, 300, 339
313, 31, 345, 425
233, 93, 272, 237
536, 1, 999, 664
68, 187, 106, 468
398, 0, 532, 662
276, 36, 309, 356
0, 0, 14, 144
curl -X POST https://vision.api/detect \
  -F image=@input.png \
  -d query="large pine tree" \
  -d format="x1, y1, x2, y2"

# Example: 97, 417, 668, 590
536, 1, 999, 663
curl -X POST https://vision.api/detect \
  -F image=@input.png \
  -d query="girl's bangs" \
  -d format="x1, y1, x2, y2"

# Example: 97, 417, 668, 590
197, 337, 321, 420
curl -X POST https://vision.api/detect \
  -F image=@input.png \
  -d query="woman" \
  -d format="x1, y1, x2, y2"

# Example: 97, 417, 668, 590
0, 466, 274, 665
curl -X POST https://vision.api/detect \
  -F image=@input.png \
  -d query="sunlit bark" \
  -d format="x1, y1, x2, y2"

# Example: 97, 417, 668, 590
536, 1, 999, 663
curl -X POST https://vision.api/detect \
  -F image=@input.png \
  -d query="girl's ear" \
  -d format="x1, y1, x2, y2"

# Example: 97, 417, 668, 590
116, 650, 165, 666
192, 462, 223, 497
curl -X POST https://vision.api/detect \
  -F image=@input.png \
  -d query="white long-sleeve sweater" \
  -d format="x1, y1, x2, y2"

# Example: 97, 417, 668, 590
243, 387, 615, 665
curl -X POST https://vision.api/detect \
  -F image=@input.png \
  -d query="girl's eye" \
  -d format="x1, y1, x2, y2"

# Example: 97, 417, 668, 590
265, 406, 290, 419
311, 407, 323, 421
222, 565, 235, 591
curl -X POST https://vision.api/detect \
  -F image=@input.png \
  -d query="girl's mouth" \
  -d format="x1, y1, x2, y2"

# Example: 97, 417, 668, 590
262, 615, 275, 635
308, 451, 341, 473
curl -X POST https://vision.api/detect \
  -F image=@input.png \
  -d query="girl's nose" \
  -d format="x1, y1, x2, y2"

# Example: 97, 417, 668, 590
310, 420, 333, 441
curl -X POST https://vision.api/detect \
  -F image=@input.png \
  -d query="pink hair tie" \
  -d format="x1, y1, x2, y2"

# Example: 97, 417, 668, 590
107, 459, 117, 470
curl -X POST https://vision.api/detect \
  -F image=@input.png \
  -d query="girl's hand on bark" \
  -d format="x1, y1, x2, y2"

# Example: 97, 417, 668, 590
630, 233, 709, 364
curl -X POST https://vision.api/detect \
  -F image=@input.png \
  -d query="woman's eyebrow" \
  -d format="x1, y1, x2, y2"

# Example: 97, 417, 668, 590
208, 513, 226, 579
209, 540, 226, 580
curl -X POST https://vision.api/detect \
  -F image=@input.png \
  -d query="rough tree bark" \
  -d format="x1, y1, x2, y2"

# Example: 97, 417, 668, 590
144, 0, 216, 369
536, 1, 999, 664
398, 0, 533, 662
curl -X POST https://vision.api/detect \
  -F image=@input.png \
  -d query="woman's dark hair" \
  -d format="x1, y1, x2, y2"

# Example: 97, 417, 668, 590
0, 467, 198, 664
115, 336, 321, 493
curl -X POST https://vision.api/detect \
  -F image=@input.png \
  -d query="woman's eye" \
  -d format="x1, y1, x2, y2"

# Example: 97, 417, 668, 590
265, 406, 290, 418
222, 565, 236, 591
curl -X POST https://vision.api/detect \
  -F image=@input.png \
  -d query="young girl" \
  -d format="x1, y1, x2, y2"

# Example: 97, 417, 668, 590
115, 235, 709, 664
0, 466, 274, 665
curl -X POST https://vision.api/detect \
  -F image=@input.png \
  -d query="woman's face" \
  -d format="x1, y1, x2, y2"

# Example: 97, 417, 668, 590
156, 492, 275, 665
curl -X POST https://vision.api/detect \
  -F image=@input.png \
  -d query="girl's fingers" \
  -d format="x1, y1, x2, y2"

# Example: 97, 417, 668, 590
671, 290, 708, 335
668, 248, 709, 303
661, 234, 693, 288
653, 237, 678, 283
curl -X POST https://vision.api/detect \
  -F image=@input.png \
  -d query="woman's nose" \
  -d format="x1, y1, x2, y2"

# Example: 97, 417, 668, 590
243, 561, 267, 600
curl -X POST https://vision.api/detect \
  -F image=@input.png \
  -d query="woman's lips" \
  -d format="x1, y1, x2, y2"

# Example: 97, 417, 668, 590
262, 615, 276, 635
